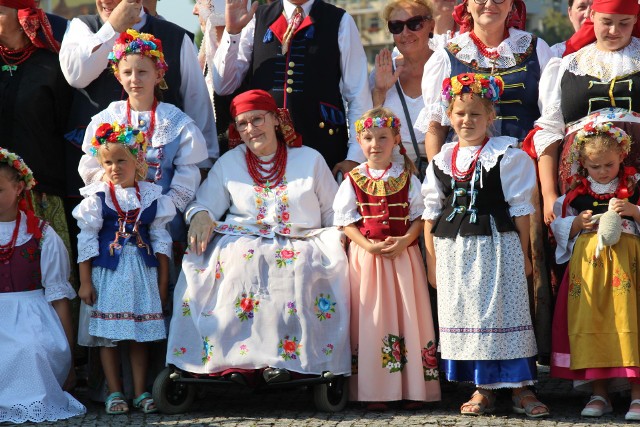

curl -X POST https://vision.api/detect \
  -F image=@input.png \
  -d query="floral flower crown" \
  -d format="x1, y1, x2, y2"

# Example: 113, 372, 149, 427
355, 116, 401, 134
441, 73, 504, 104
570, 121, 632, 164
108, 29, 169, 73
90, 123, 148, 162
0, 147, 36, 190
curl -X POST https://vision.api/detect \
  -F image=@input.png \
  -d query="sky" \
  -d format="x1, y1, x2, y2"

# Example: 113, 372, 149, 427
157, 0, 200, 34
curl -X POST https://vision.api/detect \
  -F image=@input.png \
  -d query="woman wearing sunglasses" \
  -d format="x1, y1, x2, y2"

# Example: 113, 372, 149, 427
371, 0, 435, 169
415, 0, 554, 417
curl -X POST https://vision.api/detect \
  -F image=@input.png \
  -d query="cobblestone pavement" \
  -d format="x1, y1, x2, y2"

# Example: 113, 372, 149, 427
19, 366, 640, 426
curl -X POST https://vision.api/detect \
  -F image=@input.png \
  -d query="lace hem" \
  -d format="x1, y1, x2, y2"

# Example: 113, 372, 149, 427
448, 29, 534, 70
509, 203, 535, 217
93, 102, 194, 147
333, 212, 362, 227
0, 399, 86, 423
421, 207, 442, 221
77, 245, 99, 263
44, 282, 77, 302
167, 184, 196, 212
566, 38, 640, 83
153, 241, 172, 257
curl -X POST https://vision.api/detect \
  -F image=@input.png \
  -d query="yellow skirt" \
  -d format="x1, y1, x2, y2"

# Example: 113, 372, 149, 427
567, 232, 640, 370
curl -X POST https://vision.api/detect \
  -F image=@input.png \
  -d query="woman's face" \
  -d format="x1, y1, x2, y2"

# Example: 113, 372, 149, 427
468, 0, 514, 31
568, 0, 592, 32
388, 4, 434, 56
235, 110, 280, 156
0, 6, 21, 45
592, 11, 637, 51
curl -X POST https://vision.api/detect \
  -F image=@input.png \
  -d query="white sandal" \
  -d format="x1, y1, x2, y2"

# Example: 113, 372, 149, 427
581, 395, 612, 417
626, 399, 640, 421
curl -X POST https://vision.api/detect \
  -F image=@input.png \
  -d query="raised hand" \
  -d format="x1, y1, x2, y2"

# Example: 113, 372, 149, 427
225, 0, 259, 35
374, 48, 402, 94
108, 0, 143, 33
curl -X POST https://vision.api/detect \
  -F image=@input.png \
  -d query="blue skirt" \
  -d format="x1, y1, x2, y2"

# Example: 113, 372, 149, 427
442, 356, 537, 387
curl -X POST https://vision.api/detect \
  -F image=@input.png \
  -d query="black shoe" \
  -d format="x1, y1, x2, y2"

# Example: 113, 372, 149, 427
226, 372, 247, 386
263, 368, 291, 383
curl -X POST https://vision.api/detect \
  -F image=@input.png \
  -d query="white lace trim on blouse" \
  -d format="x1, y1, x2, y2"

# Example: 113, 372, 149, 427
166, 184, 196, 212
92, 102, 194, 147
44, 282, 77, 303
565, 38, 640, 83
80, 181, 163, 211
352, 161, 406, 179
588, 176, 620, 194
433, 136, 517, 178
0, 216, 30, 246
450, 29, 534, 70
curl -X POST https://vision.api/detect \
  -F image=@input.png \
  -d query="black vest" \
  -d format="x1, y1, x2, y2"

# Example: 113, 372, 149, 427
570, 190, 640, 222
560, 71, 640, 124
431, 156, 516, 238
65, 14, 193, 196
248, 0, 347, 169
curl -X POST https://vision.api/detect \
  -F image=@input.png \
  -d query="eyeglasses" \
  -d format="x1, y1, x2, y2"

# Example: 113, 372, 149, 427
387, 15, 432, 34
235, 112, 271, 132
472, 0, 507, 4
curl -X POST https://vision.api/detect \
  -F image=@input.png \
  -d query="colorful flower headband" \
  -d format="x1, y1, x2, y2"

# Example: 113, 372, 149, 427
0, 147, 36, 190
355, 116, 401, 134
441, 73, 504, 104
108, 29, 169, 73
571, 121, 633, 164
90, 123, 148, 162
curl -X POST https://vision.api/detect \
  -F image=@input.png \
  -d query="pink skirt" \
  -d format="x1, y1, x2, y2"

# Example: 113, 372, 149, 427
348, 242, 441, 402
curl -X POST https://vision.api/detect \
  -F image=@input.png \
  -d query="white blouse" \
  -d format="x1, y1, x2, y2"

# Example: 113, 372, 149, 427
73, 181, 176, 263
533, 38, 640, 157
78, 101, 208, 213
421, 136, 536, 221
550, 175, 640, 264
416, 28, 553, 132
332, 162, 425, 227
0, 215, 76, 302
186, 145, 339, 238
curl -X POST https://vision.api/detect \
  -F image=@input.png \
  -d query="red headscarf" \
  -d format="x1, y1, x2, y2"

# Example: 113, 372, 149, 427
564, 0, 640, 56
228, 89, 302, 149
452, 0, 527, 34
0, 0, 59, 52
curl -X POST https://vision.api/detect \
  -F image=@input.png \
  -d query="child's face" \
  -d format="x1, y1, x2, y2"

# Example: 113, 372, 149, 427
0, 170, 24, 222
116, 54, 163, 103
448, 94, 493, 146
357, 126, 400, 169
581, 149, 624, 184
99, 144, 137, 188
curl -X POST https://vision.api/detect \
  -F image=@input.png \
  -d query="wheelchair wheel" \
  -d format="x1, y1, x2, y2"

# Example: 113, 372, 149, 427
152, 366, 196, 414
312, 375, 348, 412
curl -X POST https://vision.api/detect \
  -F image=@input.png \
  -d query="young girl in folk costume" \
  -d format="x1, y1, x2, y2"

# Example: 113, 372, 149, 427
333, 107, 441, 410
74, 124, 176, 414
422, 73, 549, 417
550, 122, 640, 420
0, 148, 86, 423
78, 29, 207, 254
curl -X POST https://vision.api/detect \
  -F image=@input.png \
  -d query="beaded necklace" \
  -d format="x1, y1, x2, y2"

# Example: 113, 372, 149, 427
0, 43, 36, 76
245, 142, 288, 188
0, 211, 21, 264
469, 31, 500, 60
365, 163, 392, 181
127, 98, 158, 142
451, 138, 489, 182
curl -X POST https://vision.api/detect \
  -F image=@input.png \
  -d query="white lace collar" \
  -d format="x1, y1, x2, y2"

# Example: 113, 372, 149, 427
449, 28, 533, 70
354, 162, 406, 180
564, 37, 640, 83
79, 181, 163, 211
93, 101, 194, 147
0, 213, 46, 246
434, 136, 516, 180
587, 176, 619, 194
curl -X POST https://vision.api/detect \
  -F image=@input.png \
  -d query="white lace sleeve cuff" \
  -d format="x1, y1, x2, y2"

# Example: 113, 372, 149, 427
550, 215, 577, 264
509, 203, 534, 217
167, 184, 196, 212
77, 237, 100, 263
414, 103, 450, 133
151, 238, 172, 258
421, 207, 442, 221
333, 212, 362, 227
44, 282, 77, 303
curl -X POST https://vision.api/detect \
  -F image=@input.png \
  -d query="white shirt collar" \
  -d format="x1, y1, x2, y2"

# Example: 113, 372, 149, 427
283, 0, 314, 19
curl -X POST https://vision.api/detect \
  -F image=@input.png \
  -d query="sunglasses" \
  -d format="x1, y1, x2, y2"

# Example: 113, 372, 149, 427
387, 15, 432, 34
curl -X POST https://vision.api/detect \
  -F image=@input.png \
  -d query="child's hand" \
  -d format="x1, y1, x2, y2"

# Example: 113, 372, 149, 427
542, 193, 559, 225
573, 209, 594, 232
78, 282, 96, 306
380, 235, 410, 260
610, 198, 640, 219
367, 239, 393, 255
